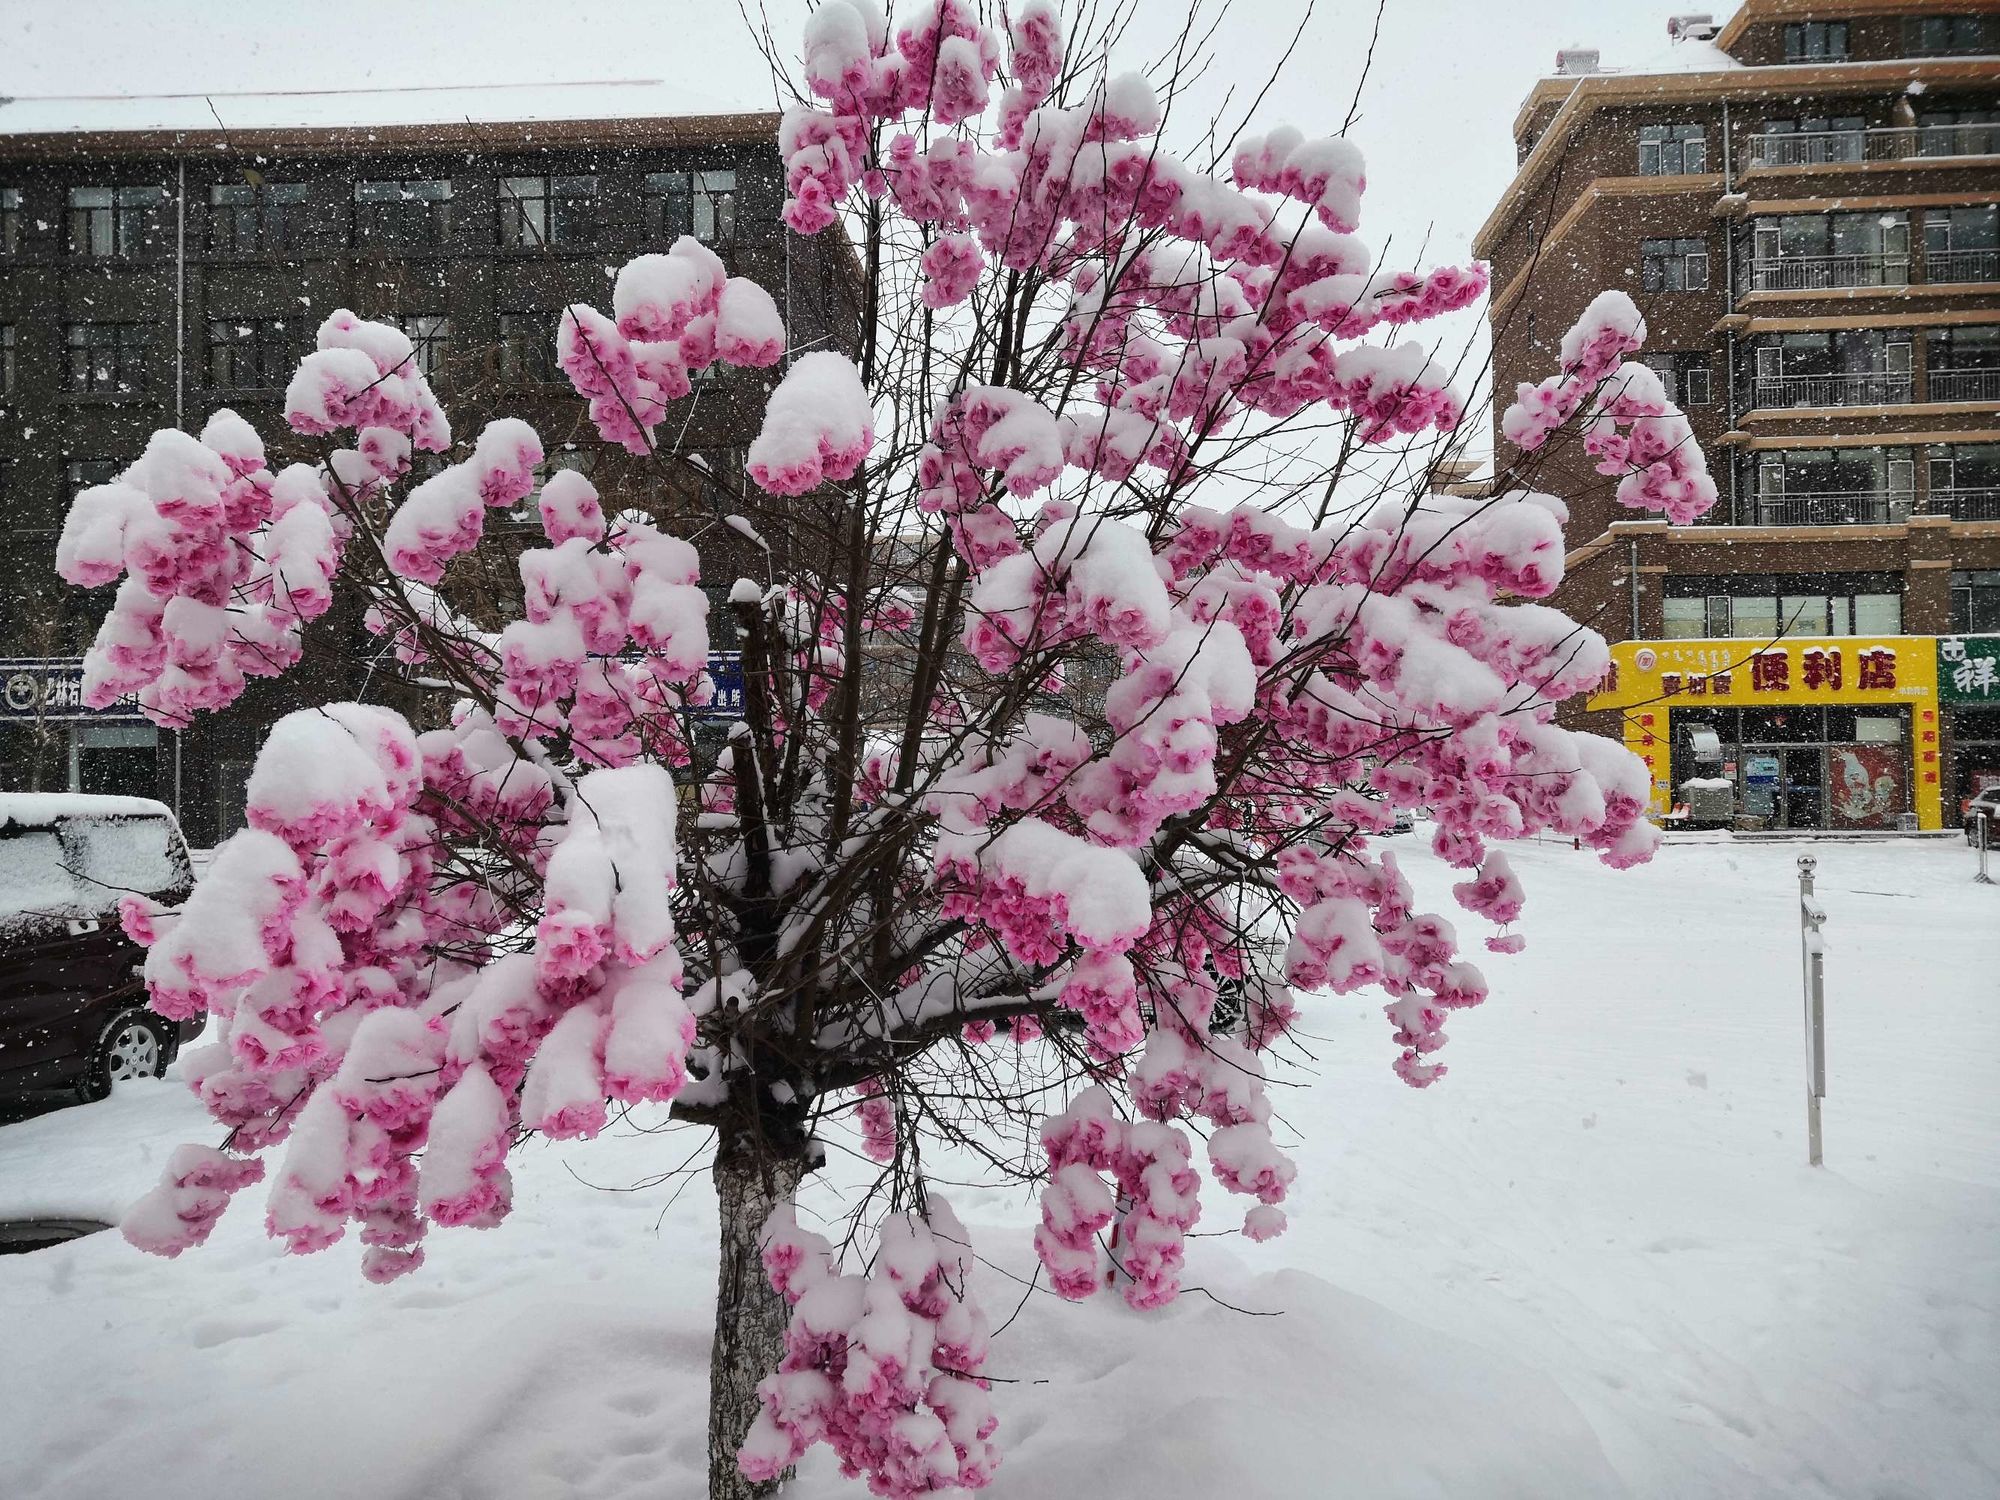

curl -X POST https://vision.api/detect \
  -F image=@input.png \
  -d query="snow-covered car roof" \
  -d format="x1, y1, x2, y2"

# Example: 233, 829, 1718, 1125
0, 793, 180, 830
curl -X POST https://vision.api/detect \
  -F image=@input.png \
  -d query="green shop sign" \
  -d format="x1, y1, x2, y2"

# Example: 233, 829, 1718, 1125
1939, 634, 2000, 704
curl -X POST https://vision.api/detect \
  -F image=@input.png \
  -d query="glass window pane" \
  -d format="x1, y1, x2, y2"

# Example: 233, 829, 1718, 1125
1780, 596, 1830, 636
1853, 593, 1902, 634
1663, 596, 1706, 638
1733, 596, 1781, 639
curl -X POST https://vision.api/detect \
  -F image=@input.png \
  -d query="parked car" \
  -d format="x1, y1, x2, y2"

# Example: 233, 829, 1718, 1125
0, 794, 200, 1105
1966, 787, 2000, 847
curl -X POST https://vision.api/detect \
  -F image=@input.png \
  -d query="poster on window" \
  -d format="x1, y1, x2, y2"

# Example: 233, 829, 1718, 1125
1827, 744, 1905, 829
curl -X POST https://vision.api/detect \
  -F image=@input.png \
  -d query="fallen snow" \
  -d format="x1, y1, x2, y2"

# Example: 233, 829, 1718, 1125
1, 835, 1994, 1499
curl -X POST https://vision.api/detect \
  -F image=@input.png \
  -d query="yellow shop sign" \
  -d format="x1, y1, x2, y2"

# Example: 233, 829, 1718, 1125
1587, 635, 1938, 712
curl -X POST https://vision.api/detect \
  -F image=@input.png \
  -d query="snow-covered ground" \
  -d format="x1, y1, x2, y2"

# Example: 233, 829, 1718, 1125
2, 835, 1994, 1499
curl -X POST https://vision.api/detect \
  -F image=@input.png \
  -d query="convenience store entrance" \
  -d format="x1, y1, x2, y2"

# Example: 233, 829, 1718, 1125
1673, 708, 1911, 830
1781, 747, 1824, 829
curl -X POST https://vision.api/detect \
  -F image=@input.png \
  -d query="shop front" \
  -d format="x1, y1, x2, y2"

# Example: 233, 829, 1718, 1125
0, 657, 174, 809
1587, 636, 1944, 831
1940, 633, 2000, 815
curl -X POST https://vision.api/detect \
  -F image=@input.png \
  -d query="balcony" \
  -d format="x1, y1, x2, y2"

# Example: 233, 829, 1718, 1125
1930, 487, 2000, 520
1747, 253, 1909, 291
1925, 247, 2000, 284
1926, 367, 2000, 403
1747, 122, 2000, 169
1749, 491, 1899, 526
1750, 371, 1914, 409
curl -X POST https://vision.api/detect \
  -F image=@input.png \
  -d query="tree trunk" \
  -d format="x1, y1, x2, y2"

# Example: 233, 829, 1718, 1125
708, 1129, 807, 1500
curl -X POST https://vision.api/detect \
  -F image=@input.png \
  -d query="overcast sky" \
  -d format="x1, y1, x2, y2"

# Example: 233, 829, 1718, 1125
4, 0, 1723, 460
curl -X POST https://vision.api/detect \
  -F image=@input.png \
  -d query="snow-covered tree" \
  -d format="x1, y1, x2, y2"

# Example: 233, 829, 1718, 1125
77, 4, 1714, 1497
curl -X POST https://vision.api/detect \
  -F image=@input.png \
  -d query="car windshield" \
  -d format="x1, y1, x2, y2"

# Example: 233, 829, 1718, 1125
0, 829, 76, 923
61, 815, 188, 905
0, 811, 189, 935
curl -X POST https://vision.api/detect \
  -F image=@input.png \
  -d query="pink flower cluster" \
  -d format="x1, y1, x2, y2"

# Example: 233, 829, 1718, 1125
854, 1077, 898, 1163
120, 700, 698, 1279
57, 415, 347, 727
382, 418, 541, 584
1037, 1086, 1202, 1309
742, 1200, 999, 1497
487, 491, 708, 769
120, 1145, 266, 1258
553, 236, 786, 456
745, 351, 876, 497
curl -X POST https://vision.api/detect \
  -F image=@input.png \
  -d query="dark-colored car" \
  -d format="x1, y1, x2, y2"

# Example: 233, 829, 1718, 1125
0, 794, 201, 1105
1966, 787, 2000, 847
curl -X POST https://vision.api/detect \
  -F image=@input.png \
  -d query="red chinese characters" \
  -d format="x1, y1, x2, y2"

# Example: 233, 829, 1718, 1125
1751, 651, 1790, 693
1801, 648, 1842, 692
1857, 648, 1896, 691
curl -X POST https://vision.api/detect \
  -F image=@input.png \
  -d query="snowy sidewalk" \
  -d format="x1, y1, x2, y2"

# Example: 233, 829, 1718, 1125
1, 835, 1993, 1499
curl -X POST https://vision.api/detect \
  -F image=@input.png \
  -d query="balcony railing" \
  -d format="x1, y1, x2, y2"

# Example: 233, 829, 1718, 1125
1748, 253, 1909, 290
1926, 367, 2000, 402
1750, 372, 1914, 409
1747, 122, 2000, 169
1929, 486, 2000, 520
1925, 247, 2000, 283
1751, 491, 1900, 526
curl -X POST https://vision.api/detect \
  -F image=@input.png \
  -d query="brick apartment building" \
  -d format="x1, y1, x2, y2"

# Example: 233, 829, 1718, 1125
1476, 0, 2000, 831
0, 85, 859, 844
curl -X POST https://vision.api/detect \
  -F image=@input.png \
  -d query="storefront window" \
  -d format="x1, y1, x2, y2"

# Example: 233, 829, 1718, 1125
1663, 596, 1707, 638
1733, 596, 1782, 640
1780, 595, 1830, 635
1853, 594, 1902, 634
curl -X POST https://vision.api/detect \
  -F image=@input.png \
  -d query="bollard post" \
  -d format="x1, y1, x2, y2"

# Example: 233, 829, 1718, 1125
1978, 811, 1995, 887
1797, 855, 1826, 1167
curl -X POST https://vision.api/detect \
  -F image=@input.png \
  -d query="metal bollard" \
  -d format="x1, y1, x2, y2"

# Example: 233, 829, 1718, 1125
1797, 855, 1827, 1168
1978, 811, 1994, 887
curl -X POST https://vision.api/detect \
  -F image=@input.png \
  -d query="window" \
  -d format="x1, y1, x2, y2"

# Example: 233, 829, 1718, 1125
355, 179, 452, 248
1954, 569, 2000, 633
1925, 204, 1998, 281
207, 318, 309, 390
66, 323, 151, 394
67, 185, 166, 257
0, 325, 12, 395
395, 315, 449, 379
1918, 107, 2000, 156
1640, 237, 1709, 292
1753, 448, 1914, 523
1926, 325, 2000, 401
1638, 124, 1707, 175
499, 175, 599, 248
1757, 114, 1866, 165
1662, 595, 1709, 639
1906, 15, 1992, 56
1642, 351, 1712, 407
1664, 575, 1904, 638
644, 169, 738, 245
1751, 212, 1909, 288
1853, 594, 1902, 634
1783, 21, 1848, 61
1, 188, 18, 255
1749, 330, 1912, 408
1927, 442, 2000, 517
498, 312, 557, 384
66, 459, 120, 497
207, 180, 307, 254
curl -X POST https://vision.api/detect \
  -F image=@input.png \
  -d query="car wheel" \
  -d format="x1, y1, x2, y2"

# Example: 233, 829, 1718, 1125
77, 1011, 170, 1103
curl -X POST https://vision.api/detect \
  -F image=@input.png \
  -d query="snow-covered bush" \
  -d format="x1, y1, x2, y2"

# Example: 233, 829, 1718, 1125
67, 5, 1712, 1496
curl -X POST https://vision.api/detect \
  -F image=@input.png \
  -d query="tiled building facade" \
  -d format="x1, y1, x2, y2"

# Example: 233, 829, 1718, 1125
1477, 0, 2000, 828
0, 108, 859, 844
